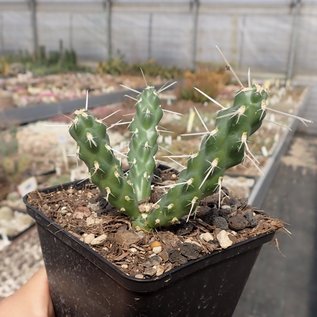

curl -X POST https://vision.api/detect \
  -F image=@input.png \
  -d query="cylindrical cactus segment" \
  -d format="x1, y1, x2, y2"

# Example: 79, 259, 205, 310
127, 86, 163, 202
140, 85, 268, 229
69, 109, 140, 219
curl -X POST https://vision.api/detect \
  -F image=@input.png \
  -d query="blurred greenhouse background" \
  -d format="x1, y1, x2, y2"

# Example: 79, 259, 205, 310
1, 0, 317, 131
0, 0, 316, 75
0, 1, 317, 317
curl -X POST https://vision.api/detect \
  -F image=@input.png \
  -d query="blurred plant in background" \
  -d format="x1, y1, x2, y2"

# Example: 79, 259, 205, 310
97, 53, 182, 79
0, 41, 85, 77
178, 65, 231, 102
0, 129, 31, 189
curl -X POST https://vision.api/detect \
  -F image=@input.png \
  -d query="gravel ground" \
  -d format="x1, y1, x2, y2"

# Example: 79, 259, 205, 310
0, 227, 43, 299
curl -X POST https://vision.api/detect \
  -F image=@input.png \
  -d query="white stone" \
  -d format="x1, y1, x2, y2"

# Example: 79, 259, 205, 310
152, 246, 162, 254
86, 216, 101, 226
84, 233, 95, 244
86, 217, 95, 226
184, 238, 202, 248
156, 265, 165, 277
216, 230, 233, 249
90, 234, 107, 246
200, 232, 214, 242
60, 206, 68, 215
135, 274, 144, 279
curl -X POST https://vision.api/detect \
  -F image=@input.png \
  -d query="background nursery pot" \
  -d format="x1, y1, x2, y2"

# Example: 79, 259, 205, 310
24, 180, 277, 317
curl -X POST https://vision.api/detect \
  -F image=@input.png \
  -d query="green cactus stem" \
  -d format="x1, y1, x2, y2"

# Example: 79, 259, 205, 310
69, 84, 269, 231
127, 86, 163, 202
135, 85, 268, 230
69, 109, 140, 219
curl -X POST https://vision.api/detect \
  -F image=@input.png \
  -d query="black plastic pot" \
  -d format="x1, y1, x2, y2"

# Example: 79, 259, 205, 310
24, 180, 275, 317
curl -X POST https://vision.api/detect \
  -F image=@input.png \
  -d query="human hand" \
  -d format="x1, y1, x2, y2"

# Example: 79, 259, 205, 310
0, 267, 55, 317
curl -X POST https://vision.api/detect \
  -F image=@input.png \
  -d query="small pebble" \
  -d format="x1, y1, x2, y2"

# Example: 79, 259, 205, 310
84, 233, 95, 244
165, 262, 173, 272
60, 206, 68, 215
216, 230, 233, 249
200, 232, 214, 242
90, 234, 107, 246
156, 265, 165, 277
86, 216, 102, 226
180, 243, 201, 260
150, 241, 162, 254
218, 208, 232, 219
212, 216, 229, 230
244, 210, 258, 227
228, 215, 249, 231
129, 247, 137, 253
144, 266, 157, 276
75, 206, 91, 217
159, 249, 169, 262
152, 246, 162, 254
148, 254, 161, 266
135, 274, 144, 279
73, 211, 84, 219
168, 249, 187, 265
184, 238, 201, 248
115, 230, 141, 247
144, 256, 161, 268
121, 264, 128, 269
150, 241, 161, 248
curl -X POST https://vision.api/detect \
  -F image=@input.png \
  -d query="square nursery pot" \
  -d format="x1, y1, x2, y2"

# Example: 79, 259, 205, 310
24, 180, 276, 317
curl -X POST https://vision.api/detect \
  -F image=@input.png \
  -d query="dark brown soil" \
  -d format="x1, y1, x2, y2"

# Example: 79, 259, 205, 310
27, 170, 283, 279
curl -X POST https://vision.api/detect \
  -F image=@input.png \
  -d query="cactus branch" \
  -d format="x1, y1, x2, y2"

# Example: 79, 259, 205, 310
69, 109, 140, 219
136, 85, 268, 229
127, 86, 163, 202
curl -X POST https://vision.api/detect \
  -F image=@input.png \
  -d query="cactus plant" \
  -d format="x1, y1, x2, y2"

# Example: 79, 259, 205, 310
69, 80, 270, 231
